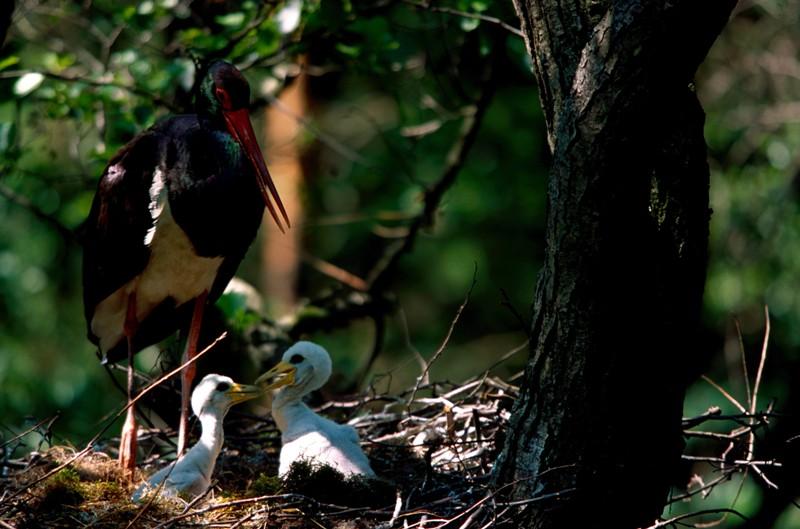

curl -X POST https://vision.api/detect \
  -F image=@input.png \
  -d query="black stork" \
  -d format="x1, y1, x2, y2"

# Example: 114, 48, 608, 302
82, 61, 289, 475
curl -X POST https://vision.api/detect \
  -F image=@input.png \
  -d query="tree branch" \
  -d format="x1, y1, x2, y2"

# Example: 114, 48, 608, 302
0, 182, 78, 243
366, 66, 496, 291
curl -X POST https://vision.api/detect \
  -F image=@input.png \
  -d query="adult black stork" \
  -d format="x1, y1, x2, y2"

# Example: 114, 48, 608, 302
82, 61, 288, 475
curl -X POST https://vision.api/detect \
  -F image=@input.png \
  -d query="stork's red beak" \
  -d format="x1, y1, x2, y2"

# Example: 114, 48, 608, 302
223, 108, 290, 233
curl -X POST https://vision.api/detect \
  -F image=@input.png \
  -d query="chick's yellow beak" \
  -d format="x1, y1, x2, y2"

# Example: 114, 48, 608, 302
255, 361, 296, 390
227, 383, 263, 404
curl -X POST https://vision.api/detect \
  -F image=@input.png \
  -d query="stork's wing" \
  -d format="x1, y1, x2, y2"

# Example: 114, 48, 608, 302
82, 131, 166, 345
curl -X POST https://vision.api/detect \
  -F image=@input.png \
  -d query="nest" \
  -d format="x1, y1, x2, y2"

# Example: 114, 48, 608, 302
0, 376, 520, 528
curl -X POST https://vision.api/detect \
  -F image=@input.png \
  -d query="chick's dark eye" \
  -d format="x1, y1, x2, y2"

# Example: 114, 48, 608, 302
216, 381, 231, 392
289, 354, 304, 365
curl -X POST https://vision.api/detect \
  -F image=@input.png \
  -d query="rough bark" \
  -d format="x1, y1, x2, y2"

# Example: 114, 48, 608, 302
492, 1, 737, 528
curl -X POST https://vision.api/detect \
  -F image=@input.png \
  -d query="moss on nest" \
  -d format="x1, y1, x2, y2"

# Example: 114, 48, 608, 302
39, 467, 84, 510
249, 472, 282, 496
281, 460, 395, 507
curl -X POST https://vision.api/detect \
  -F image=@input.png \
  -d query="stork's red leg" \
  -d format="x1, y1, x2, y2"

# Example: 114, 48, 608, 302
119, 293, 138, 477
177, 290, 209, 456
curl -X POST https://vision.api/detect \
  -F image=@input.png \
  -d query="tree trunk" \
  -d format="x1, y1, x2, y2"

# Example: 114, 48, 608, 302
492, 2, 737, 528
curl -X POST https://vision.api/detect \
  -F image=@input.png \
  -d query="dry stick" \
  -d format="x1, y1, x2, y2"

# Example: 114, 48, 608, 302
667, 470, 736, 504
0, 414, 60, 450
407, 267, 478, 410
680, 456, 781, 467
399, 307, 428, 382
0, 333, 227, 510
646, 508, 748, 529
749, 307, 770, 442
151, 493, 304, 528
701, 375, 747, 413
301, 251, 369, 291
228, 506, 261, 529
683, 428, 751, 441
735, 319, 752, 414
699, 466, 750, 529
682, 406, 722, 429
746, 307, 776, 489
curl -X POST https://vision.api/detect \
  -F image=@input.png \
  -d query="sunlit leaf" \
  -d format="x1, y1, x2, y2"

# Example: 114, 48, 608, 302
0, 56, 20, 71
460, 17, 480, 32
13, 73, 45, 96
216, 12, 246, 28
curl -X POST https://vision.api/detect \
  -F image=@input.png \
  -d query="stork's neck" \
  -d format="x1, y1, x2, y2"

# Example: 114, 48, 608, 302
177, 410, 225, 483
272, 389, 316, 438
199, 411, 225, 457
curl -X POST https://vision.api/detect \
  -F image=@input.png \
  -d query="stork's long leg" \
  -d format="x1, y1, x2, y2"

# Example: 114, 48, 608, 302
119, 293, 138, 477
177, 290, 209, 457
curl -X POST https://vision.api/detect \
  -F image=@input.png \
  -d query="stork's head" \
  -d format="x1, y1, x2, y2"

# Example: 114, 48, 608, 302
191, 373, 262, 418
195, 60, 290, 232
255, 341, 333, 396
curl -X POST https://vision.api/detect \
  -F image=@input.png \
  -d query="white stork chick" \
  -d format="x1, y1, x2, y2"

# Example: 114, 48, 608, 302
132, 374, 261, 502
257, 341, 375, 477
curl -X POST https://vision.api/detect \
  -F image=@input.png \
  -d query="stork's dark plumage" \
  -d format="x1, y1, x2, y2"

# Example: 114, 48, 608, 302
82, 61, 288, 475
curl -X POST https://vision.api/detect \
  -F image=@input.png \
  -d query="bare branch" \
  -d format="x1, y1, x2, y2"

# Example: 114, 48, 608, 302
403, 0, 524, 38
0, 183, 77, 243
407, 265, 477, 408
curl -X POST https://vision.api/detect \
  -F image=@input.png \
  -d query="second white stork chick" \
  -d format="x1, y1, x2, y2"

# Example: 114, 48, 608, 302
257, 341, 375, 477
132, 374, 261, 501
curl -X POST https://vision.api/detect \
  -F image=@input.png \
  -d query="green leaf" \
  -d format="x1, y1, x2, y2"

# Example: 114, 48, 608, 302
216, 12, 246, 28
460, 17, 480, 32
335, 43, 359, 57
0, 56, 20, 71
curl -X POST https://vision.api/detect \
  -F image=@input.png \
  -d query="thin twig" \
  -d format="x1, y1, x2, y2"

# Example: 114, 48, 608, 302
0, 414, 60, 451
408, 266, 478, 409
403, 0, 524, 37
750, 306, 770, 417
0, 183, 77, 242
645, 508, 749, 529
701, 375, 746, 413
735, 319, 752, 412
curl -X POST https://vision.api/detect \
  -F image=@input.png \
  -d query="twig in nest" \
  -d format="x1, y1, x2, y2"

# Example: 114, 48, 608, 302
407, 265, 478, 410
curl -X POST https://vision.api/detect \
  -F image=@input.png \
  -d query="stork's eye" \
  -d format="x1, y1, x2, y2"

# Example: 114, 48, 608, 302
289, 354, 304, 365
216, 381, 231, 392
214, 87, 232, 109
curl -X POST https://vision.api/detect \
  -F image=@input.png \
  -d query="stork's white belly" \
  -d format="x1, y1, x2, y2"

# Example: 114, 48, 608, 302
91, 203, 223, 353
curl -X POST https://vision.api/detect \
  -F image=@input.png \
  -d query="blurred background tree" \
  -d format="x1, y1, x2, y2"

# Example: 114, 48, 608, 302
1, 0, 799, 526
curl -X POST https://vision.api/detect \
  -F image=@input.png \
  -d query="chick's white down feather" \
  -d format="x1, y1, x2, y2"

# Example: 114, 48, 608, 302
266, 341, 375, 477
132, 374, 260, 502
